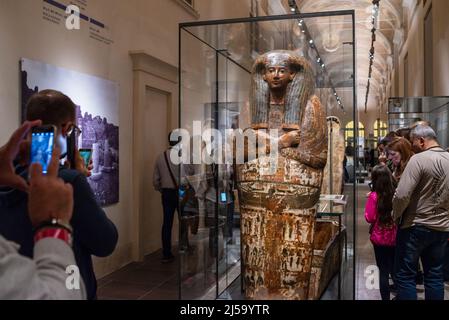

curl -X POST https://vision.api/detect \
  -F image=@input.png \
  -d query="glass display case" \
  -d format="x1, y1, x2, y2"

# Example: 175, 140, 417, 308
178, 10, 356, 300
388, 96, 449, 147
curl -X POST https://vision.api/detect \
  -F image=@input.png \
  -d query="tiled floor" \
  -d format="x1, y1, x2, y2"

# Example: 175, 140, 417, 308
97, 183, 449, 300
97, 231, 242, 300
355, 182, 449, 300
97, 250, 179, 300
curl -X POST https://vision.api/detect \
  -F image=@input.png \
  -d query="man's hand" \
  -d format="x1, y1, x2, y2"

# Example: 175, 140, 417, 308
279, 130, 300, 149
0, 121, 41, 192
28, 147, 74, 227
65, 149, 92, 177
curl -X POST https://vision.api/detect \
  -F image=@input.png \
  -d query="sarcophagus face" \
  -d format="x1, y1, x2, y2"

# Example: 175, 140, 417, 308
236, 50, 328, 300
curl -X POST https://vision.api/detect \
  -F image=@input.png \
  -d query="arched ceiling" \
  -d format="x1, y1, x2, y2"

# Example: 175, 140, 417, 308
282, 0, 404, 113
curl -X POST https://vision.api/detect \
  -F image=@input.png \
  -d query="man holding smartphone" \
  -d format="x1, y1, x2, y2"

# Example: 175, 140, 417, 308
30, 125, 57, 174
0, 90, 118, 300
0, 121, 85, 299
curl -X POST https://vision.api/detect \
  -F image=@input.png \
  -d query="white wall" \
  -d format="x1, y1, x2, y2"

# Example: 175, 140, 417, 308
0, 0, 251, 277
396, 0, 449, 97
431, 0, 449, 96
398, 1, 425, 96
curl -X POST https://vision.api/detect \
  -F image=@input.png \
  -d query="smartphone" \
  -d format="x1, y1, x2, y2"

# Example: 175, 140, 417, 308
66, 129, 77, 167
79, 148, 92, 167
220, 192, 227, 203
179, 188, 186, 198
30, 125, 56, 174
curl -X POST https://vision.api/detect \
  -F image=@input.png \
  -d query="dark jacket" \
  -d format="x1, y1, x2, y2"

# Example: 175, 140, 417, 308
0, 166, 118, 300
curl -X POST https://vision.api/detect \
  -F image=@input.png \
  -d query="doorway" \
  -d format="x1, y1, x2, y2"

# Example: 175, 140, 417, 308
142, 87, 171, 256
130, 51, 178, 261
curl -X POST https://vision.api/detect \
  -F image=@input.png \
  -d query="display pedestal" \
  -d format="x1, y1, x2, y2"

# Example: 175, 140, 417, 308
314, 195, 347, 299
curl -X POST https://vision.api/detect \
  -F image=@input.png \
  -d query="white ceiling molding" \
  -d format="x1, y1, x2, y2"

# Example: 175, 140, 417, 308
380, 0, 402, 28
267, 0, 287, 15
402, 0, 416, 9
393, 28, 404, 46
172, 0, 200, 18
386, 55, 394, 69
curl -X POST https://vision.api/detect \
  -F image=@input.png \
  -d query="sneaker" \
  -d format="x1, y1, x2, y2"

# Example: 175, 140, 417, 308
161, 255, 174, 264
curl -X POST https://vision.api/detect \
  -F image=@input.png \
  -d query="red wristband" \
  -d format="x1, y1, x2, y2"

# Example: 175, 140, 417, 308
34, 228, 72, 246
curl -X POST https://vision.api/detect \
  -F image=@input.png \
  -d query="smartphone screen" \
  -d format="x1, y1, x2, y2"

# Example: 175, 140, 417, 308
31, 126, 55, 174
220, 192, 227, 203
79, 149, 92, 167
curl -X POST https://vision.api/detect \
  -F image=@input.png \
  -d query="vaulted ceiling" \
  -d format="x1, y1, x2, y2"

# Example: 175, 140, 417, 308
277, 0, 404, 114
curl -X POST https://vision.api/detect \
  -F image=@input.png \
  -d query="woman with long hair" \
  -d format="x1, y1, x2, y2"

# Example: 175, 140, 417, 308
365, 165, 398, 300
378, 131, 398, 169
386, 137, 414, 182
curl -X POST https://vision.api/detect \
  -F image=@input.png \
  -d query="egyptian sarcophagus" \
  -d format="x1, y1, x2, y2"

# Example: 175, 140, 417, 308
321, 116, 345, 196
308, 219, 346, 300
236, 50, 328, 300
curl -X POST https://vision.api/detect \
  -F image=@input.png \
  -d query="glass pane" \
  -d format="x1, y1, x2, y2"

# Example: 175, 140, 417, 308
180, 12, 356, 300
179, 27, 251, 300
179, 28, 218, 300
388, 96, 449, 148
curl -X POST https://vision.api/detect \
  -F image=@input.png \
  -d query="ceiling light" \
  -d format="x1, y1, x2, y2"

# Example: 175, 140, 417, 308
366, 0, 381, 114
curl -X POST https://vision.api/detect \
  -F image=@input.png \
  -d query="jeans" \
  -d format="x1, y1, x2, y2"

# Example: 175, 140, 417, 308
161, 189, 178, 258
444, 241, 449, 281
373, 244, 396, 300
394, 225, 449, 300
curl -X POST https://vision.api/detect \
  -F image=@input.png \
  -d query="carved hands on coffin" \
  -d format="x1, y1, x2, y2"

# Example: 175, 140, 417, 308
278, 97, 328, 169
279, 130, 300, 150
250, 129, 301, 153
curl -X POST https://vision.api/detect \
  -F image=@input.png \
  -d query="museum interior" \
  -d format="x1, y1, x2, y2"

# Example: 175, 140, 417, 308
1, 0, 449, 301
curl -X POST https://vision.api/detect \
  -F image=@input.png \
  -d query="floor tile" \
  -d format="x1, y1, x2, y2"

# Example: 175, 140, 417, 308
98, 183, 449, 300
97, 281, 153, 300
